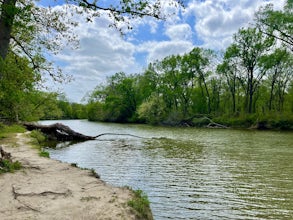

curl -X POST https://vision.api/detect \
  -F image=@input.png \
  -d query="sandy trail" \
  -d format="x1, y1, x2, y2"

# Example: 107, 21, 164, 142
0, 133, 138, 220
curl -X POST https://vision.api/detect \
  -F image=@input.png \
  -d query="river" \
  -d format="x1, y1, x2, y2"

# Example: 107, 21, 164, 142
40, 120, 293, 220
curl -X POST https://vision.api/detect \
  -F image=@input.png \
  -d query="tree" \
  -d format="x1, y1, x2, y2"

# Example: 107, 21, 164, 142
232, 27, 274, 113
0, 0, 183, 122
0, 0, 78, 79
0, 53, 41, 121
136, 63, 159, 104
256, 1, 293, 51
0, 0, 16, 60
87, 72, 138, 122
137, 94, 166, 125
217, 44, 243, 114
185, 48, 213, 114
259, 48, 293, 111
0, 0, 183, 62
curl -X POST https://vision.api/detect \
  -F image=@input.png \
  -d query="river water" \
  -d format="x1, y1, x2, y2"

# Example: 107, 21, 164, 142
40, 120, 293, 220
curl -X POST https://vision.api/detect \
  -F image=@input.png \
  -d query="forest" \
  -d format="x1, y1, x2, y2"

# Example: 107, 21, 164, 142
0, 0, 292, 129
86, 2, 293, 129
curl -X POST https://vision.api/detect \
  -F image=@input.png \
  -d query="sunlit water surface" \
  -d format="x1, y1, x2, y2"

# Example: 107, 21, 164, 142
41, 120, 293, 220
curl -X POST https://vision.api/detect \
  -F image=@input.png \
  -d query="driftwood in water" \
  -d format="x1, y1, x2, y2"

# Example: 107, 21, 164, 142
23, 123, 145, 142
23, 123, 96, 141
182, 115, 228, 128
203, 117, 228, 129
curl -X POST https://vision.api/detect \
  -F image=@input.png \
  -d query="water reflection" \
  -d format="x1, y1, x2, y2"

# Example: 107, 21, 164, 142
42, 120, 293, 220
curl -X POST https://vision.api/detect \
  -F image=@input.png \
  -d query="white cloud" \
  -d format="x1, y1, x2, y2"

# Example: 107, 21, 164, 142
165, 24, 193, 41
183, 0, 286, 49
48, 7, 141, 102
45, 0, 287, 102
137, 40, 193, 63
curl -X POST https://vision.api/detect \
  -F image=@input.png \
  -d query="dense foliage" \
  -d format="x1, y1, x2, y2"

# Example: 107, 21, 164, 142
86, 2, 293, 129
1, 0, 181, 122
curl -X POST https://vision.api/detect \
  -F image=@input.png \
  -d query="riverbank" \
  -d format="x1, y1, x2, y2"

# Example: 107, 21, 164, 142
0, 132, 152, 220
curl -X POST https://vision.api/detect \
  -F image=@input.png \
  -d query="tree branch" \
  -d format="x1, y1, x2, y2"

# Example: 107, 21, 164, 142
80, 0, 166, 19
10, 36, 39, 69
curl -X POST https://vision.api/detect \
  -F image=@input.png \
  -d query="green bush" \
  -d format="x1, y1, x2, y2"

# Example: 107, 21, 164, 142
39, 150, 50, 158
30, 130, 46, 144
128, 189, 153, 220
0, 159, 22, 174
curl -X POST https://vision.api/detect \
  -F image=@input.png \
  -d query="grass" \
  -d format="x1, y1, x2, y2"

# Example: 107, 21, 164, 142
0, 122, 26, 140
0, 159, 22, 174
214, 112, 293, 130
30, 130, 46, 145
70, 163, 100, 179
0, 123, 25, 174
39, 151, 50, 158
29, 130, 50, 158
128, 189, 153, 220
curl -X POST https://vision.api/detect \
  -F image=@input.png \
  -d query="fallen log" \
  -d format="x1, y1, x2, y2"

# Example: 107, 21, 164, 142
204, 116, 228, 129
23, 123, 146, 142
23, 123, 95, 141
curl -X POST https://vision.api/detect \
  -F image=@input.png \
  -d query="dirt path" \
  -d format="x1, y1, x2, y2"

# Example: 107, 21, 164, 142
0, 133, 139, 220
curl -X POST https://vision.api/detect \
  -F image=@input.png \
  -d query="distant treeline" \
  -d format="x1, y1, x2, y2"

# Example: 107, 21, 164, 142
84, 3, 293, 129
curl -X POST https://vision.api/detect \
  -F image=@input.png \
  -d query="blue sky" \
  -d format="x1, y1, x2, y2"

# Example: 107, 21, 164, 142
39, 0, 286, 102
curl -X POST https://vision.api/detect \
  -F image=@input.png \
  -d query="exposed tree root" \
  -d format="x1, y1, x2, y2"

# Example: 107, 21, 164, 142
11, 185, 41, 212
12, 185, 72, 199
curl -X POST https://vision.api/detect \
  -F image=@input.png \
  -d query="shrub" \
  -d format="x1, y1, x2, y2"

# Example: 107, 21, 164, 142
0, 159, 22, 174
39, 150, 50, 158
128, 189, 153, 220
30, 130, 46, 144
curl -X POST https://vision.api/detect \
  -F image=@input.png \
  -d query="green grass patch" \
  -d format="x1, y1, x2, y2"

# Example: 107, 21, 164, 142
30, 130, 46, 145
39, 150, 50, 158
128, 189, 153, 220
0, 159, 22, 174
214, 113, 293, 130
0, 123, 26, 139
29, 130, 51, 158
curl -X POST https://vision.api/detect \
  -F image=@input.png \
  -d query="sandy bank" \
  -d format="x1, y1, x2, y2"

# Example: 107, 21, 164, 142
0, 133, 143, 220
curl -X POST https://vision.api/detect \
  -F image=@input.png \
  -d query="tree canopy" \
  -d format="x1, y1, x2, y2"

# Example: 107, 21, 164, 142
0, 0, 183, 122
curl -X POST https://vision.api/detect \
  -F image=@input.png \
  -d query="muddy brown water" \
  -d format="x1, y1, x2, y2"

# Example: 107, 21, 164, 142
41, 120, 293, 220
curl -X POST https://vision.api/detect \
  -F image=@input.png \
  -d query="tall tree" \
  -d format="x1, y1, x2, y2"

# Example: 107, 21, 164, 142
259, 48, 293, 111
217, 44, 243, 114
0, 0, 16, 60
0, 0, 78, 82
186, 48, 212, 114
232, 27, 274, 113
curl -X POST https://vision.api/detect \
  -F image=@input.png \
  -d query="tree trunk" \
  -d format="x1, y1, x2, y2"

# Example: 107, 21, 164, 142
0, 0, 17, 61
248, 68, 254, 113
269, 73, 277, 111
23, 123, 96, 141
23, 122, 145, 142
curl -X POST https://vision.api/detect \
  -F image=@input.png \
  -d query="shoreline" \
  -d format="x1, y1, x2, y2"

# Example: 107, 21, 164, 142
0, 132, 151, 220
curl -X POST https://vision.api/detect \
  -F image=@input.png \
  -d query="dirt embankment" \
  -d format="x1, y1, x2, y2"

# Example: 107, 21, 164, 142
0, 133, 145, 220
